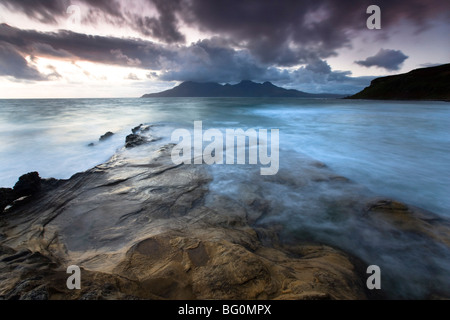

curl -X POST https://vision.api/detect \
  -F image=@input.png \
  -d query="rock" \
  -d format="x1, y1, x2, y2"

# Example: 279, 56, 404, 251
20, 285, 48, 300
2, 124, 448, 300
125, 134, 147, 148
13, 172, 41, 197
365, 199, 450, 247
114, 232, 367, 299
0, 188, 15, 212
0, 139, 368, 300
1, 172, 43, 213
87, 142, 95, 147
99, 131, 114, 141
131, 124, 143, 134
131, 124, 151, 134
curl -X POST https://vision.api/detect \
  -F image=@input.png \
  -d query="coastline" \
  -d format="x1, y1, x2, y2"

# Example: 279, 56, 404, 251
1, 124, 449, 300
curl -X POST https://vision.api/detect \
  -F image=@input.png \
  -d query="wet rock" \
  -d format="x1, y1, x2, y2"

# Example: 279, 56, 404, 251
1, 172, 46, 213
0, 188, 15, 212
99, 131, 114, 141
13, 172, 41, 197
0, 140, 371, 300
20, 285, 48, 300
131, 124, 143, 134
115, 232, 366, 299
4, 124, 447, 300
365, 199, 450, 247
132, 124, 151, 134
125, 134, 147, 148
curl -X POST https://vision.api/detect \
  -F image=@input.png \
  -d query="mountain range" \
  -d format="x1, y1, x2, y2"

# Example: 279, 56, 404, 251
141, 80, 344, 98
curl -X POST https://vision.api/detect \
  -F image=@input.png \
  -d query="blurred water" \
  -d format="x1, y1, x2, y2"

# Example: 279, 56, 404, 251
1, 98, 448, 216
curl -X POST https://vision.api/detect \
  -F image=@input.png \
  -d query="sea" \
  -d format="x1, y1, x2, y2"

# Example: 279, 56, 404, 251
0, 97, 449, 298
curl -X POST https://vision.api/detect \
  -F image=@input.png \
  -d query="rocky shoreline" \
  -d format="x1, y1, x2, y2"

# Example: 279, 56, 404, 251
1, 125, 449, 300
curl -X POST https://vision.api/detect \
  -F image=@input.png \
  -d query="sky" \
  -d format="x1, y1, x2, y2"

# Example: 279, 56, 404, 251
0, 0, 448, 98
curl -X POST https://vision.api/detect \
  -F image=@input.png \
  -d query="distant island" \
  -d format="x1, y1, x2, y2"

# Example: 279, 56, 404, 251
346, 64, 450, 101
141, 80, 345, 98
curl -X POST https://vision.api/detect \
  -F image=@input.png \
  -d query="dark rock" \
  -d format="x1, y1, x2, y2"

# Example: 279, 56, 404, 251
1, 172, 47, 212
20, 285, 48, 300
41, 178, 64, 191
365, 199, 450, 247
99, 131, 114, 141
346, 63, 450, 101
125, 134, 147, 148
1, 249, 31, 262
87, 142, 95, 147
142, 81, 344, 98
13, 172, 41, 197
132, 124, 151, 134
0, 188, 15, 212
132, 124, 143, 134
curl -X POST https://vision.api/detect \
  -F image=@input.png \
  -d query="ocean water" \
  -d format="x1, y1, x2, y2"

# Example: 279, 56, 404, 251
1, 97, 449, 298
1, 98, 448, 215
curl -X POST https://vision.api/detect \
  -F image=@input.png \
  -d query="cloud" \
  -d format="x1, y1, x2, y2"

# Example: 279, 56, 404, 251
125, 73, 140, 80
0, 24, 373, 92
131, 0, 185, 43
175, 0, 449, 66
158, 38, 286, 83
0, 0, 69, 24
0, 42, 47, 80
277, 60, 375, 94
419, 62, 443, 68
355, 49, 409, 70
46, 64, 62, 80
0, 23, 171, 70
1, 0, 449, 64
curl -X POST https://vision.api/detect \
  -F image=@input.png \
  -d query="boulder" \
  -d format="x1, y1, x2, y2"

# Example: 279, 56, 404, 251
131, 124, 143, 134
365, 199, 450, 247
131, 124, 151, 134
99, 131, 114, 141
125, 134, 147, 148
13, 172, 41, 197
0, 188, 15, 212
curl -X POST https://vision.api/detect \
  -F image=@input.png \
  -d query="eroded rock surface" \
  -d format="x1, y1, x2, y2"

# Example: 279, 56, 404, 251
1, 125, 448, 300
0, 130, 371, 300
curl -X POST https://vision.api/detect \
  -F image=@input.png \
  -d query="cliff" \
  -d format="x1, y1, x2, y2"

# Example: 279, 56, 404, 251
346, 64, 450, 101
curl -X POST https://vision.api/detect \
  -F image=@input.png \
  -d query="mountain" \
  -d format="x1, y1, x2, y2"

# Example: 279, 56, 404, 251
141, 80, 344, 98
346, 64, 450, 101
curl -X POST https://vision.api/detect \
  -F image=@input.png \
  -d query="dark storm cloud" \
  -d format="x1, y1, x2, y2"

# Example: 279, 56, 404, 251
177, 0, 450, 66
0, 42, 46, 80
0, 0, 184, 43
0, 24, 374, 92
0, 0, 447, 91
132, 0, 185, 43
0, 0, 69, 24
0, 24, 172, 70
277, 59, 375, 94
0, 24, 283, 83
355, 49, 409, 70
2, 0, 448, 64
158, 38, 287, 83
